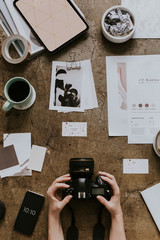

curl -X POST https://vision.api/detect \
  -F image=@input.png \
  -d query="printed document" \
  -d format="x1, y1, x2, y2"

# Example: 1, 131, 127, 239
127, 61, 160, 144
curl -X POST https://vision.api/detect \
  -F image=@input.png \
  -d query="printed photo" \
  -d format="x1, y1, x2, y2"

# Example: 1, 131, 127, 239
49, 62, 84, 112
117, 63, 127, 110
54, 66, 81, 107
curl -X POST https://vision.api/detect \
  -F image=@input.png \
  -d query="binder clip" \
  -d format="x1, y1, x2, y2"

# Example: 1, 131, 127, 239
66, 52, 81, 70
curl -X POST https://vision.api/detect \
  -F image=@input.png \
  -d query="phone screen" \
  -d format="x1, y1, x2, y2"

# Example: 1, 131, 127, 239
14, 191, 44, 235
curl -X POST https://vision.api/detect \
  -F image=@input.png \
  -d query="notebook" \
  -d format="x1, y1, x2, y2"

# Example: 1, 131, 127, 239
140, 183, 160, 231
14, 0, 89, 53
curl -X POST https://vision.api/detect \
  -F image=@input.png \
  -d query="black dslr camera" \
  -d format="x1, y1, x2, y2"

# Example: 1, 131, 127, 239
63, 158, 113, 200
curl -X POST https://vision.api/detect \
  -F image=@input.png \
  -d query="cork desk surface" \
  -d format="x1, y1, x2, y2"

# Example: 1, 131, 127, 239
0, 0, 160, 240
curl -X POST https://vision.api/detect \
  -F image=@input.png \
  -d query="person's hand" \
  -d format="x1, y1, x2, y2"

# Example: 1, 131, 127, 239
96, 172, 122, 217
47, 174, 72, 216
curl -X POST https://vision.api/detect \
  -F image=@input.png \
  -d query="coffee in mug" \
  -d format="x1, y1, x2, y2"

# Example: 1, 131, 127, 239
8, 81, 30, 102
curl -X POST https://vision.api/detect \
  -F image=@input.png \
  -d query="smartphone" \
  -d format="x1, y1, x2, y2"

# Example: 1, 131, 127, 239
14, 191, 44, 235
14, 0, 89, 53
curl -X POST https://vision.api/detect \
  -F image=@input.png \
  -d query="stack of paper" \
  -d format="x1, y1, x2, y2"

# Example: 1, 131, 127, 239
106, 55, 160, 144
49, 60, 98, 113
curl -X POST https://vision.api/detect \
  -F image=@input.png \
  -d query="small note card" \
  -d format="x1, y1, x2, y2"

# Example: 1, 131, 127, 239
62, 122, 87, 137
27, 145, 47, 172
123, 159, 149, 174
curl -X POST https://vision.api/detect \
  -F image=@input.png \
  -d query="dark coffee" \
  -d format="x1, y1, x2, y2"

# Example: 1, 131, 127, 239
8, 81, 30, 102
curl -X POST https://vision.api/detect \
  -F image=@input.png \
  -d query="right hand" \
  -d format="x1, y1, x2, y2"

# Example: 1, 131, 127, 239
96, 172, 122, 217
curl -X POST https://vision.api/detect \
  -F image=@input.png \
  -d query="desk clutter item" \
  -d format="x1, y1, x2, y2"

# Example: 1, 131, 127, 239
106, 54, 160, 144
101, 5, 135, 43
2, 77, 36, 112
140, 183, 160, 232
14, 0, 89, 53
49, 59, 98, 113
1, 34, 31, 64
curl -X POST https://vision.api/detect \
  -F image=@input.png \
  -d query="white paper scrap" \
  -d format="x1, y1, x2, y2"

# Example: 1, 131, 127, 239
123, 159, 149, 174
27, 145, 47, 172
62, 122, 87, 137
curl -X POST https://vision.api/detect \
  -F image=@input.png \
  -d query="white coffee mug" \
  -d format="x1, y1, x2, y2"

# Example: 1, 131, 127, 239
2, 77, 36, 112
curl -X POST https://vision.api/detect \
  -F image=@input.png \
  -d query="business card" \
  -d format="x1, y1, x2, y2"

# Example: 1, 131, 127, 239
62, 122, 87, 137
123, 159, 149, 174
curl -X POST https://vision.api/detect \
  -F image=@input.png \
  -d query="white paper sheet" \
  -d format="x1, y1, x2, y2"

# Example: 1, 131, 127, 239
123, 159, 149, 174
27, 145, 47, 172
62, 122, 87, 136
3, 133, 31, 166
140, 183, 160, 231
82, 60, 98, 110
106, 55, 160, 137
1, 165, 22, 178
127, 61, 160, 144
121, 0, 160, 38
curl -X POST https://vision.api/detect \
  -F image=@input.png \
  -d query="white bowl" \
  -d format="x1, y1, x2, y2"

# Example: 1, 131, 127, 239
101, 5, 136, 43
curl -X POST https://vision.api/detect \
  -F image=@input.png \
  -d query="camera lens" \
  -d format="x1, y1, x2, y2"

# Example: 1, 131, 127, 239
0, 201, 6, 220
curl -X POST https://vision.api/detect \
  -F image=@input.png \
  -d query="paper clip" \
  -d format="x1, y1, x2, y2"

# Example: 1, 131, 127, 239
66, 51, 81, 70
